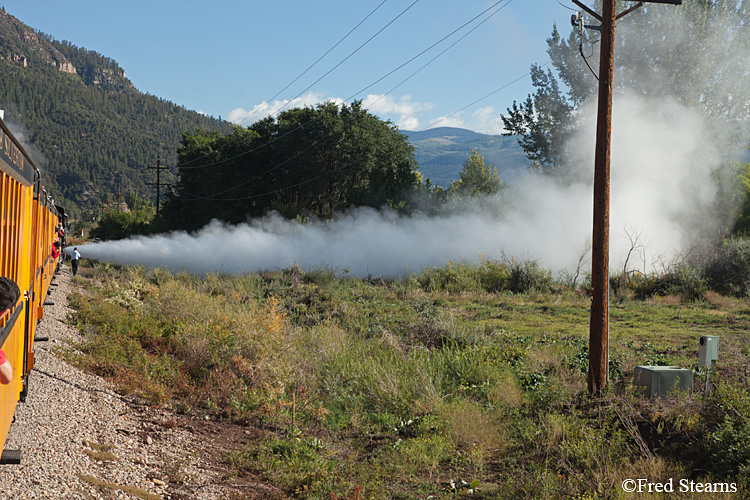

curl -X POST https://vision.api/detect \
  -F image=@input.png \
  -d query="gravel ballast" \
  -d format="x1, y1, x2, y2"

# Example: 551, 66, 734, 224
0, 266, 237, 500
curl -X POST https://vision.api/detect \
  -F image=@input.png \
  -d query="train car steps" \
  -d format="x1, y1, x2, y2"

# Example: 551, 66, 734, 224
0, 449, 21, 465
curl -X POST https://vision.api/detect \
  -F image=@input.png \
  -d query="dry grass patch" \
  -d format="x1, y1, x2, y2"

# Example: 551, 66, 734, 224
438, 399, 507, 460
487, 368, 524, 408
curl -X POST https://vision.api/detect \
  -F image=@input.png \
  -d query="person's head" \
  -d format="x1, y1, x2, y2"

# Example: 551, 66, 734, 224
53, 241, 60, 248
0, 277, 20, 312
74, 247, 78, 251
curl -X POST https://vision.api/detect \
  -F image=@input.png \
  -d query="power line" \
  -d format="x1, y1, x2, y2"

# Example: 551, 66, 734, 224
177, 65, 542, 204
175, 5, 533, 203
234, 0, 390, 128
179, 0, 512, 172
179, 1, 391, 168
364, 0, 515, 113
417, 61, 552, 132
265, 0, 422, 119
344, 0, 512, 102
182, 132, 336, 200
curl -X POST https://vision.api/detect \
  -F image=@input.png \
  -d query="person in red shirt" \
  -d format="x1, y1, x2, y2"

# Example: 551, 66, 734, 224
52, 240, 60, 259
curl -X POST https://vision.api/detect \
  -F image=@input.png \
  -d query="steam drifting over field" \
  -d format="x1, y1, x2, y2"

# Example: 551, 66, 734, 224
78, 5, 750, 277
76, 91, 722, 277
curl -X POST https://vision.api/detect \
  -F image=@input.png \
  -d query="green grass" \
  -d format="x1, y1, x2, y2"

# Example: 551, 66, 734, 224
66, 259, 750, 499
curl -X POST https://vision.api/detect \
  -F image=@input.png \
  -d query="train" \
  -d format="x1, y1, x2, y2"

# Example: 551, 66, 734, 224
0, 116, 64, 463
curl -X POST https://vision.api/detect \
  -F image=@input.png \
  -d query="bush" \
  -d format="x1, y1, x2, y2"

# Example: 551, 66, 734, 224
706, 419, 750, 480
700, 237, 750, 296
90, 207, 155, 241
417, 256, 553, 295
417, 261, 478, 293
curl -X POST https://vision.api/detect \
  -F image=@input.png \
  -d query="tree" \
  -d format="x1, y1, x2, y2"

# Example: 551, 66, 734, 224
502, 1, 750, 171
90, 207, 155, 240
501, 62, 575, 172
160, 101, 420, 231
448, 150, 505, 196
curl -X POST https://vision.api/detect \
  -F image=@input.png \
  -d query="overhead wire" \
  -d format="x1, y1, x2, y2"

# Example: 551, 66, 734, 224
177, 2, 528, 202
234, 0, 390, 128
178, 1, 391, 169
179, 0, 502, 172
417, 61, 552, 132
182, 66, 541, 203
555, 0, 578, 12
363, 0, 514, 112
265, 0, 422, 119
343, 0, 512, 102
184, 131, 337, 200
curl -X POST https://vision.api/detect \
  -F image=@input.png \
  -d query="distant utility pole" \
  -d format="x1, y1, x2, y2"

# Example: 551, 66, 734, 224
147, 157, 169, 216
572, 0, 681, 395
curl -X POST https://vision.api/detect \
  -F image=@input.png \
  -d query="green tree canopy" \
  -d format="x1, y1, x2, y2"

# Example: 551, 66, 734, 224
448, 150, 505, 196
160, 101, 420, 231
502, 0, 750, 171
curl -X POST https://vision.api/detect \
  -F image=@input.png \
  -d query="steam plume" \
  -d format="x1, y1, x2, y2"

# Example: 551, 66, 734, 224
78, 6, 747, 277
75, 92, 721, 277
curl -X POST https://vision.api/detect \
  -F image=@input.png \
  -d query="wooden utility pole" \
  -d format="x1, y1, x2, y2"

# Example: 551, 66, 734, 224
587, 0, 616, 395
572, 0, 682, 394
147, 157, 169, 216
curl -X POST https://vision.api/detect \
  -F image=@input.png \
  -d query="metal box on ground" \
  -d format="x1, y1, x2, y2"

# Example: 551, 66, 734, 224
633, 366, 693, 399
699, 335, 719, 368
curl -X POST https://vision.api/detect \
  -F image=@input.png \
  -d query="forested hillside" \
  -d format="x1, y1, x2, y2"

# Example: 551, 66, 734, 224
0, 8, 233, 218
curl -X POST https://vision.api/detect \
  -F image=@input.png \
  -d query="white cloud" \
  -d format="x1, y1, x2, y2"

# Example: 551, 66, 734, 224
228, 92, 511, 134
363, 93, 432, 114
420, 107, 505, 134
361, 94, 434, 130
469, 106, 506, 135
227, 91, 343, 125
229, 92, 437, 131
397, 116, 420, 131
428, 111, 465, 130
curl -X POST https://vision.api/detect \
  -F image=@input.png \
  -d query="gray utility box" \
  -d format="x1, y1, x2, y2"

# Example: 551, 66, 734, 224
634, 366, 693, 399
699, 335, 719, 368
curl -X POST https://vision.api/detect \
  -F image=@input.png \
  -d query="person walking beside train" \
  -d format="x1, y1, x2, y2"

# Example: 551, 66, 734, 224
0, 277, 20, 385
71, 247, 81, 277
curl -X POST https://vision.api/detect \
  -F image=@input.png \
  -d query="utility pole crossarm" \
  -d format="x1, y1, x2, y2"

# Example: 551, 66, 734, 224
572, 0, 602, 21
616, 2, 644, 21
147, 157, 169, 216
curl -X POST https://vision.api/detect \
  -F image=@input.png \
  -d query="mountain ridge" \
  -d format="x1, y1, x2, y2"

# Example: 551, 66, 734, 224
402, 126, 530, 187
0, 8, 233, 217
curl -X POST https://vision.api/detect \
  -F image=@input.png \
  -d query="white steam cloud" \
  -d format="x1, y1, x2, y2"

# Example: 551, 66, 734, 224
80, 6, 744, 277
76, 92, 720, 277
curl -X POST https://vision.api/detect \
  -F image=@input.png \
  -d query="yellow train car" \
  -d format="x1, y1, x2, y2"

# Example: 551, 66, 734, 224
0, 117, 61, 463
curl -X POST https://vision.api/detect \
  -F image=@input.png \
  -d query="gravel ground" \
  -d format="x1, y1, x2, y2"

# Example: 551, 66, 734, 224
0, 265, 243, 500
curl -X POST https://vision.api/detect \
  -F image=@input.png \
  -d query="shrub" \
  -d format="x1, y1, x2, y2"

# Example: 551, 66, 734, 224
706, 419, 750, 480
700, 237, 750, 296
417, 256, 553, 295
417, 261, 478, 293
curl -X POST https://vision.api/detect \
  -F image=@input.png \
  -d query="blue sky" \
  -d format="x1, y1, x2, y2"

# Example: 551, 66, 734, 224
2, 1, 573, 133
